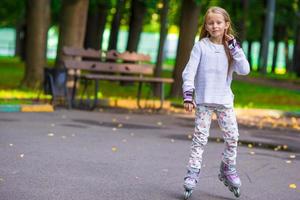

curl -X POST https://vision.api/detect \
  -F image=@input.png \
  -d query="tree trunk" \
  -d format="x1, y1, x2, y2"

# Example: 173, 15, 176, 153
239, 0, 249, 42
21, 0, 50, 89
15, 21, 27, 60
247, 39, 253, 71
126, 0, 146, 52
170, 0, 201, 98
257, 0, 267, 72
271, 25, 281, 73
293, 12, 300, 76
108, 0, 126, 50
271, 39, 278, 73
84, 2, 108, 50
55, 0, 89, 69
284, 38, 291, 73
259, 0, 275, 74
153, 0, 169, 96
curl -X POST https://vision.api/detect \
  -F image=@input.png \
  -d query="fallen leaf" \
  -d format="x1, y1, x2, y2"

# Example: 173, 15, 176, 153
289, 184, 297, 189
112, 147, 117, 152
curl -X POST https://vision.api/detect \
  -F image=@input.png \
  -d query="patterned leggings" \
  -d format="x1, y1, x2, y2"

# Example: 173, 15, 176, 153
188, 105, 239, 169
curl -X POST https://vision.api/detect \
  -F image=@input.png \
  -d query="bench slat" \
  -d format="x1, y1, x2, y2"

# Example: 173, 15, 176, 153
63, 47, 101, 59
64, 60, 153, 75
83, 74, 174, 83
63, 47, 151, 62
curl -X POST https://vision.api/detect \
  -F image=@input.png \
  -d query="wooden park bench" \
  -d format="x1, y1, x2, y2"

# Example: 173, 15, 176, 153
62, 46, 174, 110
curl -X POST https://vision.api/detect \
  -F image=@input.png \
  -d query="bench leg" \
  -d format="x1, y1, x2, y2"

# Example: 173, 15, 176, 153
137, 82, 143, 109
71, 75, 78, 108
158, 82, 164, 110
79, 78, 89, 108
91, 80, 99, 110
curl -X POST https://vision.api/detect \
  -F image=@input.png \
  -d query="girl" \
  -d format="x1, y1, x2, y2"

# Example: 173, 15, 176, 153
182, 6, 250, 199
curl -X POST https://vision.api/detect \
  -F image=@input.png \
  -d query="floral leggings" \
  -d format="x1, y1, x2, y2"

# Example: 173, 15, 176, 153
188, 105, 239, 169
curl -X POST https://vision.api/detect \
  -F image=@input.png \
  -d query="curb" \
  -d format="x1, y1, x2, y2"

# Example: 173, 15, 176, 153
0, 104, 54, 112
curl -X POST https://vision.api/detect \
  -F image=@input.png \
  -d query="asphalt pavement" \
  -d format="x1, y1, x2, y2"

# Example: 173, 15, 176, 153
0, 108, 299, 200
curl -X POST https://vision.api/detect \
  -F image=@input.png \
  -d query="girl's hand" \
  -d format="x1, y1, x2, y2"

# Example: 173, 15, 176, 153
183, 102, 195, 112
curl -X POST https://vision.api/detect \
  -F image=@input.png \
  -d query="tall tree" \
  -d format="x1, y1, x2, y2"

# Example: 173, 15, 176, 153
239, 0, 249, 43
170, 0, 201, 97
21, 0, 50, 89
259, 0, 275, 74
108, 0, 126, 50
154, 0, 169, 96
126, 0, 147, 52
55, 0, 89, 69
84, 0, 109, 50
271, 25, 281, 73
292, 10, 300, 77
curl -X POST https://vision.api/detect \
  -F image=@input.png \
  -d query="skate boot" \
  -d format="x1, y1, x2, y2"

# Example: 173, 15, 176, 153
218, 161, 241, 198
183, 168, 200, 199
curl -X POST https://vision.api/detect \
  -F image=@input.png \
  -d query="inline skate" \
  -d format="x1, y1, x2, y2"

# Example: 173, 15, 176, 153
218, 161, 241, 198
183, 168, 200, 199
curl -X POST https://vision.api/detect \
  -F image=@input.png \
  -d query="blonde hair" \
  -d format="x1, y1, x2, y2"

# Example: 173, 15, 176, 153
199, 6, 236, 69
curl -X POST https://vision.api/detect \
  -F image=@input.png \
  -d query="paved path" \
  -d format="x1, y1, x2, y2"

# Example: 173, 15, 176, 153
0, 109, 299, 200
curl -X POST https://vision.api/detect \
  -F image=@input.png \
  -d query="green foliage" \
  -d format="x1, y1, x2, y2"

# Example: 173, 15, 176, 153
0, 0, 25, 27
51, 0, 61, 26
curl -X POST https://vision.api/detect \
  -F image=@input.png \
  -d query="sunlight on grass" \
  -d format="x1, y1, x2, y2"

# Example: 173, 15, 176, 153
0, 90, 51, 99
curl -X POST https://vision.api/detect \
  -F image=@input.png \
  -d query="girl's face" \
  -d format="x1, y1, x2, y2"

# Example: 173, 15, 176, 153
205, 12, 229, 40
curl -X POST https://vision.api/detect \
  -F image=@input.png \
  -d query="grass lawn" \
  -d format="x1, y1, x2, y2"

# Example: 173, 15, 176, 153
0, 57, 299, 112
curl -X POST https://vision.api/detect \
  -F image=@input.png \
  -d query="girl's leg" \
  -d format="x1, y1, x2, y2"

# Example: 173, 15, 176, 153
216, 106, 241, 197
215, 107, 239, 165
188, 105, 213, 169
184, 105, 213, 192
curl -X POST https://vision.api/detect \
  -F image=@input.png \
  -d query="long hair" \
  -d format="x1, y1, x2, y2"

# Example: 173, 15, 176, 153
199, 6, 236, 70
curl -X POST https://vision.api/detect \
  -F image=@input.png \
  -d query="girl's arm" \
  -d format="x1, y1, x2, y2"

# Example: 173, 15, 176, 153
182, 42, 202, 103
228, 38, 250, 75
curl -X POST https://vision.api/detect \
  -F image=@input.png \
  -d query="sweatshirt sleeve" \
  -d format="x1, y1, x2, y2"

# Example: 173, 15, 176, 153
229, 39, 250, 75
182, 42, 202, 94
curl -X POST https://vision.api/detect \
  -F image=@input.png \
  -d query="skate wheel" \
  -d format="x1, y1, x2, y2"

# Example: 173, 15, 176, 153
184, 190, 192, 199
233, 187, 241, 198
218, 174, 224, 181
229, 186, 234, 192
224, 180, 229, 187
